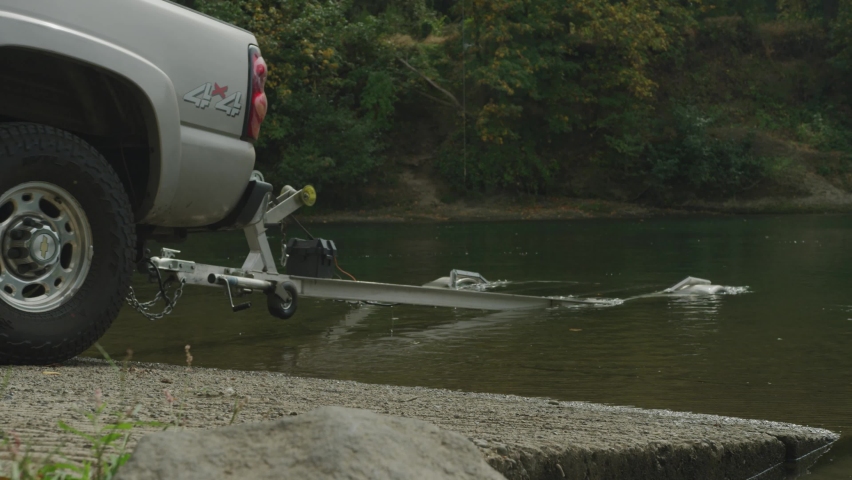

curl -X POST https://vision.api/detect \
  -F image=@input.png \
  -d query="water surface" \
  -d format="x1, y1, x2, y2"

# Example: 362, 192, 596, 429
93, 215, 852, 478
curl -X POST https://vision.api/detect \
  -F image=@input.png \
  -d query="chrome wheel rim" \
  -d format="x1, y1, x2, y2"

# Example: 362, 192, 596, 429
0, 182, 93, 312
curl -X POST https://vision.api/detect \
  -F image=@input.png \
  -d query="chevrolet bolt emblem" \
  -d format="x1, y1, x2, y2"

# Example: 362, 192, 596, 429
30, 233, 56, 265
40, 236, 49, 260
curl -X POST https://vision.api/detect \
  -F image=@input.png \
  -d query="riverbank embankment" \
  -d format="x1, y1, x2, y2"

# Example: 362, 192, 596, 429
0, 359, 838, 479
298, 181, 852, 225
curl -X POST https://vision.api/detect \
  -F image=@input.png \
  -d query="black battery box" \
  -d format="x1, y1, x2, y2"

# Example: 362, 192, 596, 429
285, 238, 337, 278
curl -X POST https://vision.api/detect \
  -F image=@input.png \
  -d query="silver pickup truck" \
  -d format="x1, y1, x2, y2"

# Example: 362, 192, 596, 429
0, 0, 272, 363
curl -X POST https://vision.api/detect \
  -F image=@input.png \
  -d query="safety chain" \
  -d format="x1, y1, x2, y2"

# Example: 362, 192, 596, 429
126, 278, 186, 321
125, 258, 187, 321
279, 220, 288, 268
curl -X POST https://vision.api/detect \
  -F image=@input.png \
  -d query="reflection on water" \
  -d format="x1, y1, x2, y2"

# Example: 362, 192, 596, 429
92, 215, 852, 479
324, 304, 378, 343
667, 295, 723, 341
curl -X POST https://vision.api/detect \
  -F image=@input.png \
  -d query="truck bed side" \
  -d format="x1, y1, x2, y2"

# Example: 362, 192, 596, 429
0, 0, 259, 227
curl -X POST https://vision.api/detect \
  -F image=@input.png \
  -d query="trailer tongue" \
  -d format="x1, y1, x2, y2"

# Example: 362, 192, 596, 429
129, 185, 728, 321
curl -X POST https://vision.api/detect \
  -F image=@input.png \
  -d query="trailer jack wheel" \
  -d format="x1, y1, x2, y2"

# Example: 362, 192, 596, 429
267, 282, 298, 319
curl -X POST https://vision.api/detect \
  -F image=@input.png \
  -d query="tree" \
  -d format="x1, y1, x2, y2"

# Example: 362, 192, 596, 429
198, 0, 410, 201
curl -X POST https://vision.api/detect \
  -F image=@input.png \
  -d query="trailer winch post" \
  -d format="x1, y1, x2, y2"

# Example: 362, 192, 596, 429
240, 185, 314, 274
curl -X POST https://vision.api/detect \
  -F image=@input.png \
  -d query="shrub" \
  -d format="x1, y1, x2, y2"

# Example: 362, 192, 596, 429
829, 1, 852, 72
645, 105, 768, 196
436, 136, 557, 194
197, 0, 409, 203
795, 113, 852, 151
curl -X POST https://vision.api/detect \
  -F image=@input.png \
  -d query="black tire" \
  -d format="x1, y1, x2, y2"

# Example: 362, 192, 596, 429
0, 123, 135, 364
267, 282, 298, 319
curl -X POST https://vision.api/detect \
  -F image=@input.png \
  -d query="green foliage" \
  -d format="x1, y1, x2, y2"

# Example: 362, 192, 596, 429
829, 0, 852, 72
2, 398, 161, 480
777, 0, 829, 20
273, 91, 384, 192
701, 0, 777, 18
193, 0, 852, 203
796, 112, 852, 151
462, 0, 697, 143
361, 0, 440, 35
1, 345, 166, 480
40, 405, 154, 480
645, 106, 768, 196
697, 15, 760, 50
197, 0, 411, 202
361, 71, 397, 129
437, 136, 557, 193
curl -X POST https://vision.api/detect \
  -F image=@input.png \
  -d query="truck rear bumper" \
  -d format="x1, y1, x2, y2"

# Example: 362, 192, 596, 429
206, 179, 273, 231
141, 125, 255, 227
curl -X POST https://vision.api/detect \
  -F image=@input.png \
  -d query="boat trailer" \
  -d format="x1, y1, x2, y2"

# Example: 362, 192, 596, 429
132, 185, 728, 320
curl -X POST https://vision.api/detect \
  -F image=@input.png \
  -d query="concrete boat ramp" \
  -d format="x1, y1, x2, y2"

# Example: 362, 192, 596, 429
0, 359, 838, 479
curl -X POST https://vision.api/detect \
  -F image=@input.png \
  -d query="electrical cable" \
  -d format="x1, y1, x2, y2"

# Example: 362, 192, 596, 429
335, 256, 357, 281
291, 215, 314, 240
147, 259, 173, 306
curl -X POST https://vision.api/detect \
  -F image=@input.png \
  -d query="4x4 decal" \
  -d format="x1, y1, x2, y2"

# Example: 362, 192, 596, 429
183, 82, 242, 117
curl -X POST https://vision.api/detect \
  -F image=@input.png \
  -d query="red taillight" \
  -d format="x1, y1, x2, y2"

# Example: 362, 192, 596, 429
242, 45, 268, 142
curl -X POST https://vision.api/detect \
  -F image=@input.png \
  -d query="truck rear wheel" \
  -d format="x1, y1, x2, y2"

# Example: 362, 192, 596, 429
0, 123, 134, 364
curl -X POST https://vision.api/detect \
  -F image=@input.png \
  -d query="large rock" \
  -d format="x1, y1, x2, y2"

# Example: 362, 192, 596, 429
115, 406, 506, 480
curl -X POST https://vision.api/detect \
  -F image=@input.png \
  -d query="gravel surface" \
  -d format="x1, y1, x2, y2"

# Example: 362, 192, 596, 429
0, 359, 839, 479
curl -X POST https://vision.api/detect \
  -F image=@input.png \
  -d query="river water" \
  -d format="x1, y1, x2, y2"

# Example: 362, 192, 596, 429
93, 215, 852, 478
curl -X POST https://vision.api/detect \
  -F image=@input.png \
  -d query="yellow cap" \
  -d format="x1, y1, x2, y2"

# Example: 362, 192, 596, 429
300, 185, 317, 207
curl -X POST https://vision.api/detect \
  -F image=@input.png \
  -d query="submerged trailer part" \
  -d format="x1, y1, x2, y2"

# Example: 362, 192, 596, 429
137, 185, 733, 320
663, 276, 728, 295
421, 270, 489, 290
